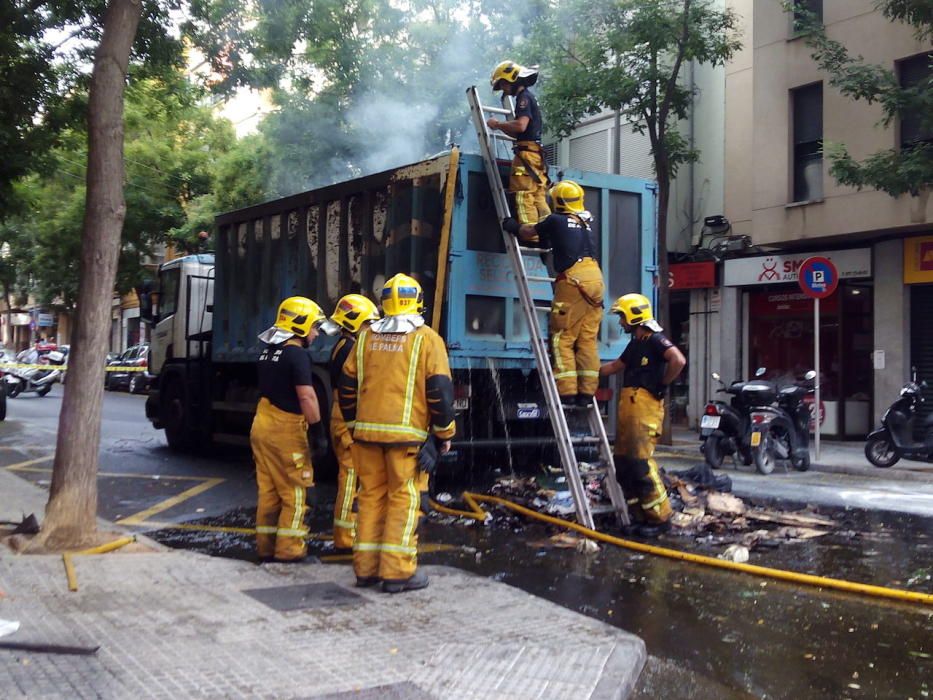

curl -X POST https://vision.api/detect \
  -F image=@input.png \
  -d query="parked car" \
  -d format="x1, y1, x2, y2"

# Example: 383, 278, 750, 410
105, 344, 151, 393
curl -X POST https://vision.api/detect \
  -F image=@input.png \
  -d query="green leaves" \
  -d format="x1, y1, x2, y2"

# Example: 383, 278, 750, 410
792, 0, 932, 197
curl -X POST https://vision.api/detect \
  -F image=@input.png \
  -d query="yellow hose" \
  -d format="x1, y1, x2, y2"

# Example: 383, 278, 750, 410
62, 553, 78, 592
77, 536, 136, 555
436, 492, 933, 607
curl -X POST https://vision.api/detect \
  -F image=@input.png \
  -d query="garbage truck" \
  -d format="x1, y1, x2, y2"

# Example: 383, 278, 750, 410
142, 148, 657, 468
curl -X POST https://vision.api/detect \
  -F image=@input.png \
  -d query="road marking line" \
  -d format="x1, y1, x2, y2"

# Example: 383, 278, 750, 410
116, 478, 225, 526
3, 456, 54, 470
4, 463, 220, 482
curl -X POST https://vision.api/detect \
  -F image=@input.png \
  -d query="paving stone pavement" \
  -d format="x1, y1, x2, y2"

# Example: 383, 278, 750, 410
1, 532, 645, 700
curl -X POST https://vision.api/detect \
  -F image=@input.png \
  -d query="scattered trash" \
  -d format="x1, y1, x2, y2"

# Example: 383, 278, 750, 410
545, 491, 576, 516
435, 492, 453, 504
671, 463, 732, 492
718, 544, 749, 563
0, 514, 40, 535
0, 619, 20, 639
577, 539, 599, 554
706, 493, 746, 517
0, 641, 99, 656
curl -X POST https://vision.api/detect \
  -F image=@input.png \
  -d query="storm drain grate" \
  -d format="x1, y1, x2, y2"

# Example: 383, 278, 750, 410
242, 582, 366, 611
308, 682, 436, 699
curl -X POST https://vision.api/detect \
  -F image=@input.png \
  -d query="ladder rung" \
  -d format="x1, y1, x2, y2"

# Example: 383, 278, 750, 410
519, 246, 552, 254
533, 305, 552, 313
493, 133, 516, 142
527, 275, 555, 283
570, 437, 601, 445
484, 105, 511, 115
590, 504, 623, 515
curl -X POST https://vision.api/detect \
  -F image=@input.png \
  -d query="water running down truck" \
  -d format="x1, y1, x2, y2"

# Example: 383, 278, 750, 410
142, 149, 657, 471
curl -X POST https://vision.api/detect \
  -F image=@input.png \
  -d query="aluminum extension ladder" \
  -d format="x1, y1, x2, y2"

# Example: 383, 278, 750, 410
466, 85, 630, 530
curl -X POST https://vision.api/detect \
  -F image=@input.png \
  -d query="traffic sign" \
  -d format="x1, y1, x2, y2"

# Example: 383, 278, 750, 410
798, 256, 839, 299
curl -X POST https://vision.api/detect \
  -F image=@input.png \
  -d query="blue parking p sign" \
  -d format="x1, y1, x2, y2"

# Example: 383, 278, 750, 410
798, 256, 839, 299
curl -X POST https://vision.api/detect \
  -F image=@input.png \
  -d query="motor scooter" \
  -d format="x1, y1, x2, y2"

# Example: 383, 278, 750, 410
865, 376, 933, 467
699, 368, 768, 469
748, 370, 816, 475
3, 348, 65, 398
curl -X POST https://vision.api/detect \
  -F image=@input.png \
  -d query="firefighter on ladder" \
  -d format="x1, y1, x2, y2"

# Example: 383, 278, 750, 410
487, 60, 550, 231
503, 180, 604, 408
320, 294, 382, 551
338, 273, 456, 593
600, 294, 686, 537
251, 296, 329, 562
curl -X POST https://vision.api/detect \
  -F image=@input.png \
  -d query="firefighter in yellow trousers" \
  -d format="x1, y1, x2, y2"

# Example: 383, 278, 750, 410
251, 296, 329, 562
503, 180, 604, 406
600, 294, 686, 538
320, 294, 381, 551
488, 60, 550, 230
338, 273, 456, 593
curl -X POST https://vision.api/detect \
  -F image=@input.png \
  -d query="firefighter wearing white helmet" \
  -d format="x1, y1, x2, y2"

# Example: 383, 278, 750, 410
338, 273, 456, 593
252, 296, 328, 562
503, 180, 604, 405
320, 294, 381, 551
600, 294, 686, 537
487, 60, 550, 231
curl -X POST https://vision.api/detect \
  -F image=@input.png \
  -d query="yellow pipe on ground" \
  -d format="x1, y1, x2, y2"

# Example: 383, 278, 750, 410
436, 492, 932, 607
62, 553, 78, 592
77, 536, 136, 556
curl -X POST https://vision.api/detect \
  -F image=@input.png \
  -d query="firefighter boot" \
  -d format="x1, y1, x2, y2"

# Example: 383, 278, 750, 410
382, 570, 429, 594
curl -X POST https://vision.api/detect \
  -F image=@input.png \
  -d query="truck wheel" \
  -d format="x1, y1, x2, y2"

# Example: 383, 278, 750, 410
162, 378, 193, 451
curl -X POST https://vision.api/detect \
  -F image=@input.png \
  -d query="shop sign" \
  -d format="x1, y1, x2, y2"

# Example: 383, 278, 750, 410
669, 262, 716, 289
37, 313, 55, 327
749, 290, 838, 316
10, 313, 30, 326
903, 236, 933, 284
723, 248, 871, 287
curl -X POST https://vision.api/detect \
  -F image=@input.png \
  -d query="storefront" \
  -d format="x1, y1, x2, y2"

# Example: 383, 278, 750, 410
724, 248, 872, 438
669, 261, 717, 426
904, 235, 933, 415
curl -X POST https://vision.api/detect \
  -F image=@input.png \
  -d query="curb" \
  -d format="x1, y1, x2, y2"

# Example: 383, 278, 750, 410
656, 444, 933, 484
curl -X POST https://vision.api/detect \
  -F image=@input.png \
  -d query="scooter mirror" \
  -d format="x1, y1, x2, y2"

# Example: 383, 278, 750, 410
711, 372, 721, 381
755, 367, 766, 377
804, 370, 817, 380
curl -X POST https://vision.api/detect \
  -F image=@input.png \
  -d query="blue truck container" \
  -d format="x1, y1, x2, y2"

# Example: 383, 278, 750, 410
145, 149, 656, 470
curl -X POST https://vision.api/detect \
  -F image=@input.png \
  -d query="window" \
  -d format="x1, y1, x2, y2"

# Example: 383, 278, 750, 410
465, 295, 505, 338
791, 83, 823, 202
159, 267, 180, 319
898, 52, 933, 148
793, 0, 822, 34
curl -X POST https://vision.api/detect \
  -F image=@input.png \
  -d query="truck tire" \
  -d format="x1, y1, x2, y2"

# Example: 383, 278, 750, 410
162, 377, 194, 452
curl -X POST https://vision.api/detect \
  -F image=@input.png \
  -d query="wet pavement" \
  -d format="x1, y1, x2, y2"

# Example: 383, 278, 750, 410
2, 386, 932, 698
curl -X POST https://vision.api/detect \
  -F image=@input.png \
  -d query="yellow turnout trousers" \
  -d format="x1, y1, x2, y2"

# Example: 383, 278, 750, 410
331, 401, 357, 549
550, 257, 604, 397
614, 388, 672, 524
510, 143, 550, 227
250, 398, 315, 560
352, 442, 425, 581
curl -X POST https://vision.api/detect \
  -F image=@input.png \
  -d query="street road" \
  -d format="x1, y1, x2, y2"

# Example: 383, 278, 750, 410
1, 385, 931, 698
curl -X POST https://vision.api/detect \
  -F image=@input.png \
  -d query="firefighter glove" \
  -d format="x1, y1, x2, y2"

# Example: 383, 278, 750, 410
502, 217, 521, 236
418, 435, 442, 475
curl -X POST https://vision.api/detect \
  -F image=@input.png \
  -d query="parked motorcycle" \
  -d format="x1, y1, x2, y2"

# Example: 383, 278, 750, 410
865, 377, 933, 467
699, 368, 768, 469
2, 348, 65, 398
748, 370, 817, 475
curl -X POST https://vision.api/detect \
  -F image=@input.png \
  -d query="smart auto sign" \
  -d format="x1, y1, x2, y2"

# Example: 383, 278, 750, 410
723, 248, 871, 287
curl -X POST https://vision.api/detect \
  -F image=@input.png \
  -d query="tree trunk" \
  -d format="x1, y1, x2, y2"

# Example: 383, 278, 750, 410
36, 0, 143, 550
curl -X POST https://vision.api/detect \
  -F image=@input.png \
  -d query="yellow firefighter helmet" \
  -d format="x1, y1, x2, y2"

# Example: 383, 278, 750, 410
549, 180, 586, 214
329, 293, 380, 334
274, 296, 325, 338
490, 60, 539, 90
610, 293, 655, 326
380, 273, 424, 317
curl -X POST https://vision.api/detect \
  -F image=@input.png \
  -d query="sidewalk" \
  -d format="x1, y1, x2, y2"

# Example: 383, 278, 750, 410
665, 426, 933, 483
0, 469, 646, 700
